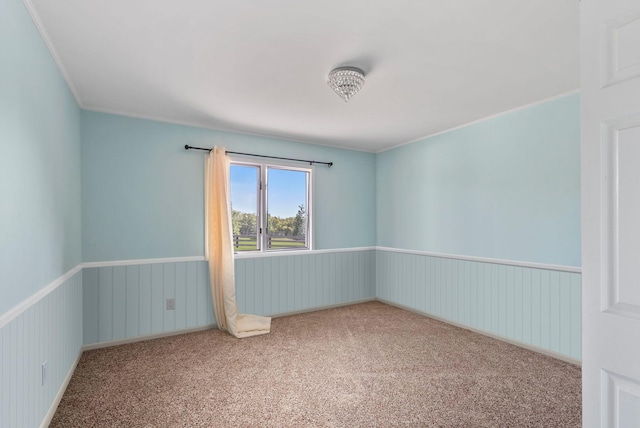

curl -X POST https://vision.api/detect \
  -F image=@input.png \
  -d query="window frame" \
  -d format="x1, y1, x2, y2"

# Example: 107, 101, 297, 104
229, 159, 313, 254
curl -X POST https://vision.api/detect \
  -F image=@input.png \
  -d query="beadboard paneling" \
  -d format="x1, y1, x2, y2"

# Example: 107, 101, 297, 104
376, 250, 582, 360
82, 250, 376, 345
1, 248, 580, 428
0, 270, 83, 428
235, 250, 376, 316
83, 261, 214, 345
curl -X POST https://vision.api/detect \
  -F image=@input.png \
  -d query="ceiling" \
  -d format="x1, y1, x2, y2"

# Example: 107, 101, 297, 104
28, 0, 579, 152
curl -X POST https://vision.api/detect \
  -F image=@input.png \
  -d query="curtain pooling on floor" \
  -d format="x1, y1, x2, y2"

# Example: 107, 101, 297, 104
205, 147, 271, 338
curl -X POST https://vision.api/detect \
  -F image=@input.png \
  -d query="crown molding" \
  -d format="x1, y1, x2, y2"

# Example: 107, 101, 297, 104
21, 0, 84, 107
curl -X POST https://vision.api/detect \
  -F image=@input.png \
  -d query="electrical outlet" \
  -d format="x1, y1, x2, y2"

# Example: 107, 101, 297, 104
166, 298, 175, 310
42, 361, 48, 386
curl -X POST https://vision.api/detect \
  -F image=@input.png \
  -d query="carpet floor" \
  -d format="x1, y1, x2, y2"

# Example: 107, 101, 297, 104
51, 301, 581, 427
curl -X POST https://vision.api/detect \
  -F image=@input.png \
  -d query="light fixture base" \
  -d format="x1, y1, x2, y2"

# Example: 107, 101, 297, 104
327, 67, 365, 102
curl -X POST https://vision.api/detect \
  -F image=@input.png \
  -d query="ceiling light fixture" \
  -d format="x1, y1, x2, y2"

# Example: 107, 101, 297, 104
327, 67, 365, 102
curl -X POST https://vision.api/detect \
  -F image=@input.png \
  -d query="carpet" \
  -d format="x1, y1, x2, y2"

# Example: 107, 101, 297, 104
51, 301, 581, 427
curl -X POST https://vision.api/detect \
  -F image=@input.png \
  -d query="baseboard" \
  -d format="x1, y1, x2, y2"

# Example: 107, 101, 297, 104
82, 324, 218, 351
268, 297, 377, 319
40, 349, 83, 428
376, 298, 581, 366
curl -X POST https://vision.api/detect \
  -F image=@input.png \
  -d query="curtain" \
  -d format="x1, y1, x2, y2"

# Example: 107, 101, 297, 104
205, 147, 271, 338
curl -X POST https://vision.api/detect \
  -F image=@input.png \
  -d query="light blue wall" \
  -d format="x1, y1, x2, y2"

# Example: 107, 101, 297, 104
0, 0, 83, 425
81, 111, 377, 262
377, 94, 581, 267
0, 0, 82, 315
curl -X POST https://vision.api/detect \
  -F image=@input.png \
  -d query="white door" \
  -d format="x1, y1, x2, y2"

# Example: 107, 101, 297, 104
582, 0, 640, 426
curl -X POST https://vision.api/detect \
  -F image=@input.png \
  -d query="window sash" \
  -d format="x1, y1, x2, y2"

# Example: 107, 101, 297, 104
230, 161, 312, 253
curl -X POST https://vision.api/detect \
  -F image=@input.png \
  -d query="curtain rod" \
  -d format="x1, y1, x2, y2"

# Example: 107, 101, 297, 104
184, 145, 333, 167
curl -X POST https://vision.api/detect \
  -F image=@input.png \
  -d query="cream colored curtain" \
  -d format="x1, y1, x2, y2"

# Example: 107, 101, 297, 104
205, 147, 271, 338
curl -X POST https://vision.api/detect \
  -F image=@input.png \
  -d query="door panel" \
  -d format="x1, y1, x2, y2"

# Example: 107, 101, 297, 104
603, 116, 640, 318
581, 1, 640, 427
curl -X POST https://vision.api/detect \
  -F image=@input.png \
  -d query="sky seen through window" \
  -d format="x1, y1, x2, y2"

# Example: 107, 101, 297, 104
230, 165, 306, 219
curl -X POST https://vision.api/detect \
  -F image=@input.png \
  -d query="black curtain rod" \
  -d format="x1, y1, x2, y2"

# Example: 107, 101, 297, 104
184, 145, 333, 167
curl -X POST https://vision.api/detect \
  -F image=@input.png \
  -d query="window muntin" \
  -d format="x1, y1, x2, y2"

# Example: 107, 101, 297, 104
230, 161, 311, 252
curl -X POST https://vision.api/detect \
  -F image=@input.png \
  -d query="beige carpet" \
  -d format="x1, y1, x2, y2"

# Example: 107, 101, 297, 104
51, 301, 581, 427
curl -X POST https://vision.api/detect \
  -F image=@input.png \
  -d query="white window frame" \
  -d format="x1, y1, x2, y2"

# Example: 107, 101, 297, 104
230, 158, 313, 253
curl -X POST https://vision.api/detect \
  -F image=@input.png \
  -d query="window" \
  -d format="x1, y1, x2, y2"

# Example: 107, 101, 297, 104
230, 161, 311, 252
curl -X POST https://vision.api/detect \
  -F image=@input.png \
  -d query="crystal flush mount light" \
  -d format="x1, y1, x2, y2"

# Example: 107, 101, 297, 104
327, 67, 365, 102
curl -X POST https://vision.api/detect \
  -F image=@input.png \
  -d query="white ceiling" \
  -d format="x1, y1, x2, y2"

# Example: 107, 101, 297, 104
28, 0, 579, 152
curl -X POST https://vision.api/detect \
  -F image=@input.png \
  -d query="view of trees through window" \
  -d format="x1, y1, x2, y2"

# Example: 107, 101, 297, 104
230, 163, 309, 251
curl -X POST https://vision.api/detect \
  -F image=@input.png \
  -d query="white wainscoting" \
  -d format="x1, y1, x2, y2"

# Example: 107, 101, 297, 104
376, 249, 582, 361
235, 249, 376, 317
82, 249, 377, 346
0, 246, 581, 428
82, 261, 214, 345
0, 269, 83, 428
